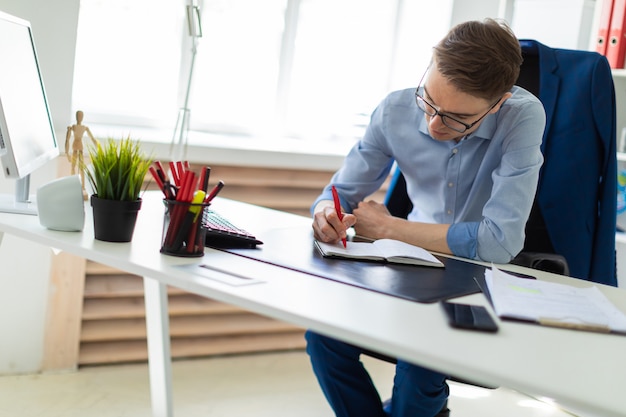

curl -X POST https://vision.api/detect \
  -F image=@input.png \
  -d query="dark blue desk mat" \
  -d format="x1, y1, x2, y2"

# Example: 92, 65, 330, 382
220, 226, 485, 303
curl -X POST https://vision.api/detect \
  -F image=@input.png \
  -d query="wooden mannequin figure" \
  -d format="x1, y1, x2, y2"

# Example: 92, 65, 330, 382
65, 110, 98, 199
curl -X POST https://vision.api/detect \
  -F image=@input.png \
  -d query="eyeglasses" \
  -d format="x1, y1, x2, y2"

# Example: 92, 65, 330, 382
414, 69, 502, 134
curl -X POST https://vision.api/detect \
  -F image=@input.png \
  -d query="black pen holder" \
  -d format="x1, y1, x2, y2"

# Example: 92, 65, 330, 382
160, 199, 209, 257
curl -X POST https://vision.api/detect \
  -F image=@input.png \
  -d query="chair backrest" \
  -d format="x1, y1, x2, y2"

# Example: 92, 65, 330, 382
384, 40, 618, 286
513, 49, 555, 255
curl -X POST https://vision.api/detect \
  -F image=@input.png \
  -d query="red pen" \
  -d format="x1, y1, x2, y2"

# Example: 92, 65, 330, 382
331, 185, 347, 248
169, 161, 180, 186
149, 166, 165, 195
204, 180, 225, 203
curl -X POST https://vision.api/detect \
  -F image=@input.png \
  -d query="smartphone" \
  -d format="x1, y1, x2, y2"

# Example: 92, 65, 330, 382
440, 301, 498, 333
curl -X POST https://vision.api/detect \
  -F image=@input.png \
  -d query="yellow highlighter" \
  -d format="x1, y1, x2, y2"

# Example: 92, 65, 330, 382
189, 190, 206, 221
173, 190, 207, 251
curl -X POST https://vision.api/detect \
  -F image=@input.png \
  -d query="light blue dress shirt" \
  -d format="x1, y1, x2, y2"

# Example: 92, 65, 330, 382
313, 86, 546, 263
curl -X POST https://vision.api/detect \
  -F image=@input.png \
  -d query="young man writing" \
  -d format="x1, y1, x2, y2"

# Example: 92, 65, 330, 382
307, 19, 545, 417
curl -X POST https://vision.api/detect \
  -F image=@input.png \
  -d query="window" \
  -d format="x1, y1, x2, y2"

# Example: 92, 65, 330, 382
73, 0, 451, 146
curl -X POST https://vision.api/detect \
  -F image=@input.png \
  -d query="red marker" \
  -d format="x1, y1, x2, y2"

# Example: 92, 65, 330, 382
204, 180, 225, 204
331, 185, 347, 248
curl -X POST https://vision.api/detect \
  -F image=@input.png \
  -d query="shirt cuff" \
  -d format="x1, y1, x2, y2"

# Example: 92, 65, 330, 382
447, 222, 479, 259
311, 192, 333, 216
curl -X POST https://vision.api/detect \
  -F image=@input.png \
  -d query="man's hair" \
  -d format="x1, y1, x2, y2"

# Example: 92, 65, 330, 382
432, 18, 522, 101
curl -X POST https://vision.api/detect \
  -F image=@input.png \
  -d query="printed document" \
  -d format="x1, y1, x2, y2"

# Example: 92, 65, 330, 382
485, 266, 626, 333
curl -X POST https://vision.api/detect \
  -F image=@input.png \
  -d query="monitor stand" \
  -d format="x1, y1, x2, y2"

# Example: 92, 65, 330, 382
0, 175, 37, 215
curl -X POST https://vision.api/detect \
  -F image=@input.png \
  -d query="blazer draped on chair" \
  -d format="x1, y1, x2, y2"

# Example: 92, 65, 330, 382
517, 39, 617, 286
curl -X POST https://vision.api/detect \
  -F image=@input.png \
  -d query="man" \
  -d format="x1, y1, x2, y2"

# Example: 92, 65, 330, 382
307, 19, 545, 417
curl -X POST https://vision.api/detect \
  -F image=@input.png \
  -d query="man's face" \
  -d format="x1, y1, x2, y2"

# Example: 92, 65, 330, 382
418, 68, 500, 142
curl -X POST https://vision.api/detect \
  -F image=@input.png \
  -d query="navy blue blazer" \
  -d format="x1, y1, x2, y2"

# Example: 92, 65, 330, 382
519, 40, 617, 286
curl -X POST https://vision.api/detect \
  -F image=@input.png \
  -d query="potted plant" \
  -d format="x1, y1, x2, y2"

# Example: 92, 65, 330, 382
84, 136, 153, 242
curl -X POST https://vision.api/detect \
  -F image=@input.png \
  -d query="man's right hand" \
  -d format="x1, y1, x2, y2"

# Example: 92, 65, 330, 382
312, 201, 356, 244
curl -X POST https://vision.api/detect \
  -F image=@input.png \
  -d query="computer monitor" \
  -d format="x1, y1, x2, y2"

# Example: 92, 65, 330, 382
0, 10, 59, 215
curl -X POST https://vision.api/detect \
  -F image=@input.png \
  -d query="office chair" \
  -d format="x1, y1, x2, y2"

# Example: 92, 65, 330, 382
364, 39, 619, 394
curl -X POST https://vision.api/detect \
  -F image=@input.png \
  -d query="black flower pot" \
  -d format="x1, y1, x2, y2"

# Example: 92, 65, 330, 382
90, 195, 142, 242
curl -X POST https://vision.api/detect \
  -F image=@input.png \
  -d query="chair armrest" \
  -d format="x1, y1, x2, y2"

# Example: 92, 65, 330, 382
511, 251, 570, 276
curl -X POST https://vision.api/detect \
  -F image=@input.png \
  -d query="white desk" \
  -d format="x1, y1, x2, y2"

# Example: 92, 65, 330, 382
1, 193, 625, 417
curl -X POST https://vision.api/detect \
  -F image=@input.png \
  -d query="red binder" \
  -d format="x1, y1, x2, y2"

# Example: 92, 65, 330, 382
597, 0, 614, 56
607, 0, 626, 68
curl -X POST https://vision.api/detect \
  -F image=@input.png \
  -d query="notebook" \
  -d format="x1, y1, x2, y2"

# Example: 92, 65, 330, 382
314, 239, 444, 267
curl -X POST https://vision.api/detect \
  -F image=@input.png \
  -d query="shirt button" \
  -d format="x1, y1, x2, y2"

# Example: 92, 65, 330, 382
447, 209, 452, 215
448, 182, 454, 187
452, 149, 458, 155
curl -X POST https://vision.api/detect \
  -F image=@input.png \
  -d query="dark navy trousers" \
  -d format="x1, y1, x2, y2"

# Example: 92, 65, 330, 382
305, 330, 449, 417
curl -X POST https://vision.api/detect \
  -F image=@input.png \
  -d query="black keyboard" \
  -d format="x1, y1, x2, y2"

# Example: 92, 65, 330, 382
201, 209, 263, 248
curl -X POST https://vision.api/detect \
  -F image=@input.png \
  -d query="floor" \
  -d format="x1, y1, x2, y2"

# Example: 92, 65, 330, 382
0, 350, 578, 417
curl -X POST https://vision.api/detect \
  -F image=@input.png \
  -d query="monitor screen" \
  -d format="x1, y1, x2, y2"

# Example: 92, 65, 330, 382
0, 11, 59, 214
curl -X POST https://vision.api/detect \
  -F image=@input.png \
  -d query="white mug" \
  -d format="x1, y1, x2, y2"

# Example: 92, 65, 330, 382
36, 175, 85, 231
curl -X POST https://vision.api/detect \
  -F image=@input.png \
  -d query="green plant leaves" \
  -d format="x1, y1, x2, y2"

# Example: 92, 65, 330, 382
84, 136, 153, 201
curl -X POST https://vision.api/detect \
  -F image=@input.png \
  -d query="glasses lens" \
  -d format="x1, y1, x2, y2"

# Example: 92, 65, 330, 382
440, 116, 467, 133
416, 96, 436, 116
417, 95, 468, 133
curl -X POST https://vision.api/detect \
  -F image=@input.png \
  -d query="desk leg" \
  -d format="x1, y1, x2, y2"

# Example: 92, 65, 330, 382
143, 276, 174, 417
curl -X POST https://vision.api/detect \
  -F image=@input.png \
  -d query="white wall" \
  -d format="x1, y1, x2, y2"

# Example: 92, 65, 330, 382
451, 0, 598, 51
510, 0, 596, 50
450, 0, 503, 25
0, 0, 79, 374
